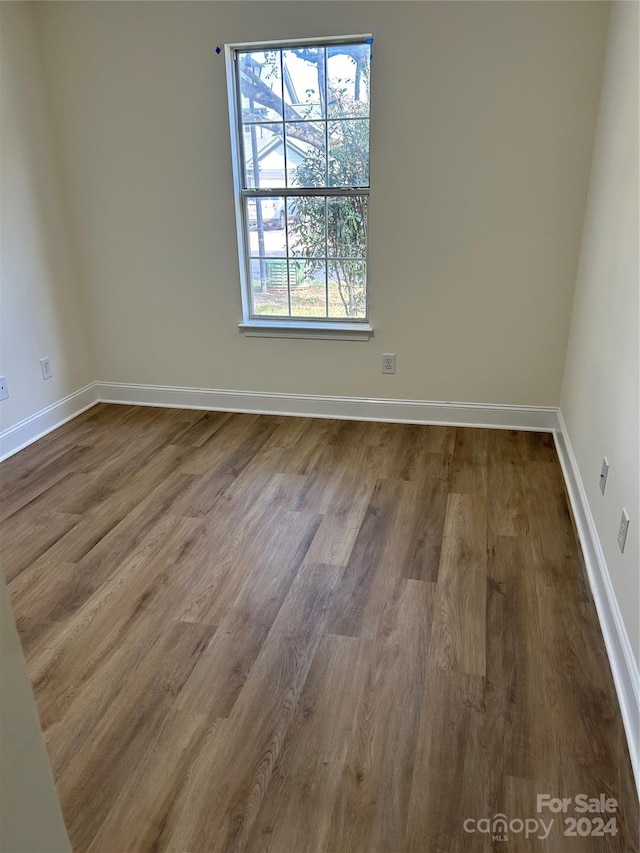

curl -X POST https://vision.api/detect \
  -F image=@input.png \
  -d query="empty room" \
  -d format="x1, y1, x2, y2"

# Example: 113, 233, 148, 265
0, 1, 638, 851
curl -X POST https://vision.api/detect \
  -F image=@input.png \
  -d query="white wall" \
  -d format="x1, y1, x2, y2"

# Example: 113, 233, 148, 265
0, 2, 95, 433
0, 574, 71, 853
560, 0, 639, 665
35, 0, 609, 406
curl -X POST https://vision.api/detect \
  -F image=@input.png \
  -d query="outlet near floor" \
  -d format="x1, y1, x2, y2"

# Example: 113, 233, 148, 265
617, 509, 630, 553
40, 357, 53, 380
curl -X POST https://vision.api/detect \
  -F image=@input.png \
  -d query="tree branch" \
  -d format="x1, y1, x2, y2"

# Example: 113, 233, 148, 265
240, 67, 324, 149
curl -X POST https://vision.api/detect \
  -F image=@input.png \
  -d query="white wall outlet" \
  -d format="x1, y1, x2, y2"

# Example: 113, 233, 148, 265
382, 353, 396, 374
40, 357, 53, 380
617, 509, 629, 554
0, 375, 8, 401
599, 457, 609, 494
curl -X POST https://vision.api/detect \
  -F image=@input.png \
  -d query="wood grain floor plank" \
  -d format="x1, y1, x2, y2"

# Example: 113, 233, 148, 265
179, 413, 280, 477
484, 542, 534, 830
326, 578, 435, 853
0, 429, 81, 486
55, 618, 216, 851
404, 671, 488, 853
86, 709, 224, 853
302, 500, 371, 567
167, 479, 316, 629
399, 455, 450, 582
246, 633, 370, 853
1, 510, 82, 584
348, 476, 446, 635
159, 562, 343, 853
49, 437, 192, 517
27, 516, 203, 741
325, 478, 408, 638
0, 405, 636, 853
170, 410, 233, 447
487, 457, 529, 538
449, 426, 489, 496
426, 493, 487, 676
57, 466, 201, 596
363, 422, 455, 484
293, 425, 379, 517
260, 416, 340, 475
0, 444, 96, 522
8, 442, 202, 578
525, 460, 584, 577
176, 511, 322, 716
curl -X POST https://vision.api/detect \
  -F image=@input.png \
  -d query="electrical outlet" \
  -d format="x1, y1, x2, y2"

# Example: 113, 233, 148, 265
382, 353, 396, 374
599, 457, 609, 495
617, 509, 629, 554
40, 357, 53, 380
0, 375, 8, 401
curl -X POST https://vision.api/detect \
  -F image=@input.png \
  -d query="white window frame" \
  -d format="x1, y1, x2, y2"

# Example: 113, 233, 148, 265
225, 35, 373, 340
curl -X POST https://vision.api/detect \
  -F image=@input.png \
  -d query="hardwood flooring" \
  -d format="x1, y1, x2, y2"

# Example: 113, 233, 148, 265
1, 404, 637, 852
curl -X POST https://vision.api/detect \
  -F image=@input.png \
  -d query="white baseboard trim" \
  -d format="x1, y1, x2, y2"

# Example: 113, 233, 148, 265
94, 381, 558, 431
554, 411, 640, 794
0, 383, 99, 463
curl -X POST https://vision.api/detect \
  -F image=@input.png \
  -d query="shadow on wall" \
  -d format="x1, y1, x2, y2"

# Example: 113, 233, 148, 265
0, 2, 95, 432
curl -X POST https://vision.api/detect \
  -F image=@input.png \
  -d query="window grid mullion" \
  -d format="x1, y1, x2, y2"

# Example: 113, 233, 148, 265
249, 256, 365, 263
231, 37, 371, 324
241, 188, 370, 197
324, 197, 329, 318
324, 47, 329, 190
278, 50, 292, 316
244, 116, 367, 128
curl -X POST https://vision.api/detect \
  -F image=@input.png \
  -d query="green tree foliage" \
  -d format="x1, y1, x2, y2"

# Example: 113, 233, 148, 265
292, 115, 369, 316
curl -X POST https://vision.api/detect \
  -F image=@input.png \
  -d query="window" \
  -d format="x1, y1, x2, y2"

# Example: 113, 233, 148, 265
226, 36, 372, 337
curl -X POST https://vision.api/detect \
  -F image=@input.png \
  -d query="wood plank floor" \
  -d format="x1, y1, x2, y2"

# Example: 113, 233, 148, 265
1, 404, 637, 852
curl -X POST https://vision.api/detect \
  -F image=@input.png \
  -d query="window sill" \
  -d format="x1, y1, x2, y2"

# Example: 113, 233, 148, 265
239, 321, 373, 341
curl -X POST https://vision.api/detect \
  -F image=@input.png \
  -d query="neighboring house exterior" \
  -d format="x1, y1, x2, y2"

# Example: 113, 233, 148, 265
243, 128, 311, 188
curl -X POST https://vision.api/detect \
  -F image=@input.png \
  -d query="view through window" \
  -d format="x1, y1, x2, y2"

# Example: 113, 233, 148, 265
228, 38, 372, 323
